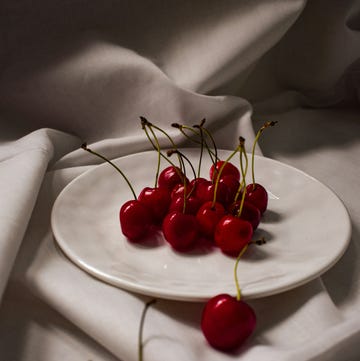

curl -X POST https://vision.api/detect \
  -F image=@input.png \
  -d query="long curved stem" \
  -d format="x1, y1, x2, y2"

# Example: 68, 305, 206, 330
141, 116, 182, 167
143, 126, 161, 188
201, 125, 218, 164
236, 141, 249, 218
251, 121, 277, 189
166, 149, 191, 212
138, 299, 156, 361
234, 245, 248, 301
81, 143, 137, 200
234, 140, 248, 202
172, 122, 217, 166
211, 145, 240, 207
141, 121, 181, 178
197, 126, 204, 178
174, 150, 197, 181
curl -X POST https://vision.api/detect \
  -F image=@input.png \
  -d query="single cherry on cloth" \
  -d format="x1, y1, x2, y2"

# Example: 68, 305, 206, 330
201, 245, 256, 351
210, 160, 240, 182
162, 211, 199, 252
214, 215, 253, 256
138, 187, 171, 225
245, 183, 268, 215
196, 201, 226, 239
201, 293, 256, 351
120, 200, 152, 241
158, 166, 188, 192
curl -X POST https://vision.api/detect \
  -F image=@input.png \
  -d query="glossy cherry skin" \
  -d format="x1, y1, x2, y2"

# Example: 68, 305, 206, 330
228, 200, 261, 230
219, 175, 240, 203
171, 183, 193, 200
138, 187, 171, 225
196, 201, 226, 239
210, 161, 240, 182
201, 294, 256, 351
195, 180, 230, 206
189, 177, 208, 190
245, 183, 268, 214
214, 215, 253, 256
120, 200, 152, 240
169, 195, 202, 215
158, 166, 188, 192
162, 211, 199, 251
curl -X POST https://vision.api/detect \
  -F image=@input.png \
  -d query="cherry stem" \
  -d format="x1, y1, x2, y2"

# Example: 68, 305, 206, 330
141, 117, 182, 168
211, 145, 240, 207
251, 121, 277, 189
144, 117, 178, 150
141, 119, 183, 181
81, 143, 137, 200
196, 125, 204, 178
142, 123, 161, 188
250, 237, 267, 245
233, 136, 248, 202
195, 122, 218, 175
193, 118, 218, 175
200, 122, 218, 164
236, 138, 248, 218
172, 122, 202, 145
170, 149, 197, 181
138, 299, 156, 361
172, 121, 216, 173
234, 244, 249, 301
167, 149, 190, 213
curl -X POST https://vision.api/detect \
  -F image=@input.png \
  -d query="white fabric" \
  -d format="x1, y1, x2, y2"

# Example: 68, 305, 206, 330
1, 0, 360, 360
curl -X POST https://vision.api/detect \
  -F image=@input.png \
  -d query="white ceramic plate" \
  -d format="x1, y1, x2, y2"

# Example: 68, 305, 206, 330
51, 149, 351, 301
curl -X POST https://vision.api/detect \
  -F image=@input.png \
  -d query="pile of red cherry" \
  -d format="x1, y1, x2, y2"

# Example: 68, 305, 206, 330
121, 159, 267, 255
82, 118, 276, 353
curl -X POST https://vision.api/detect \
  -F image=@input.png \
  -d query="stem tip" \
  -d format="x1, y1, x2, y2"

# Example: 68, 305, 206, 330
140, 116, 152, 128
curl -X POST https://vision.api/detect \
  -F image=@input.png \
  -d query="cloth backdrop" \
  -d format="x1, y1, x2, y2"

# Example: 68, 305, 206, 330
1, 0, 360, 360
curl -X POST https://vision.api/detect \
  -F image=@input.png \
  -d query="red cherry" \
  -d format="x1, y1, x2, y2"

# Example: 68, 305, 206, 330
120, 200, 152, 240
169, 195, 202, 215
214, 215, 253, 256
188, 177, 208, 198
190, 177, 208, 188
210, 161, 240, 182
162, 211, 199, 251
201, 293, 256, 351
170, 183, 194, 200
245, 183, 268, 214
219, 175, 240, 203
196, 201, 226, 238
138, 187, 171, 225
194, 180, 211, 201
228, 200, 261, 230
158, 166, 188, 192
195, 180, 230, 206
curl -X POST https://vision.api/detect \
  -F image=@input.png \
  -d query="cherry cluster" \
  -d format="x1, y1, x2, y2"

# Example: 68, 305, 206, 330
82, 117, 276, 353
119, 118, 272, 256
123, 153, 267, 256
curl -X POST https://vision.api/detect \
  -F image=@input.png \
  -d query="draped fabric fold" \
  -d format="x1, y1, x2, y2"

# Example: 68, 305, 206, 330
1, 1, 360, 360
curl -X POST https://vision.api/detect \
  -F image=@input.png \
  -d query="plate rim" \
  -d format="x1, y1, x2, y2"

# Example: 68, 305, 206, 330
51, 149, 352, 301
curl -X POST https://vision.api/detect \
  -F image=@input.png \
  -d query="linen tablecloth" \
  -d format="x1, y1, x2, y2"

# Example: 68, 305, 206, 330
1, 1, 360, 360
